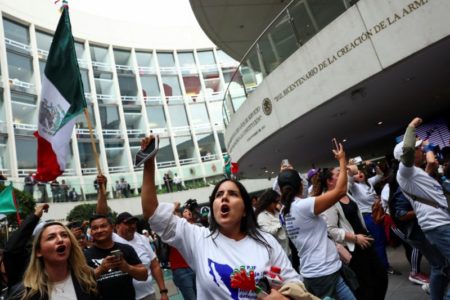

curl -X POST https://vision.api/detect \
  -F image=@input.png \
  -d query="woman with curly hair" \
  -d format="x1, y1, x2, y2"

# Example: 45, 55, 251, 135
7, 222, 98, 300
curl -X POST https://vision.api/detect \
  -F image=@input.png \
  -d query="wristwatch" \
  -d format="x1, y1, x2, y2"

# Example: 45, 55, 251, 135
160, 288, 168, 294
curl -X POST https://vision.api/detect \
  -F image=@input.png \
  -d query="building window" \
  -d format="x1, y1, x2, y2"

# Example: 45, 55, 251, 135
78, 140, 100, 169
36, 31, 52, 52
7, 52, 34, 84
157, 52, 175, 68
157, 137, 175, 163
136, 51, 155, 68
90, 44, 109, 63
98, 105, 120, 130
182, 75, 201, 96
197, 50, 216, 65
161, 75, 182, 97
189, 103, 209, 125
16, 137, 37, 169
146, 105, 166, 129
140, 75, 160, 97
3, 18, 30, 45
168, 105, 188, 127
175, 136, 197, 163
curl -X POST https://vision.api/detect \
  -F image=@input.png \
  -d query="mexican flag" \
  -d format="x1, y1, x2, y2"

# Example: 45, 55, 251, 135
34, 6, 86, 182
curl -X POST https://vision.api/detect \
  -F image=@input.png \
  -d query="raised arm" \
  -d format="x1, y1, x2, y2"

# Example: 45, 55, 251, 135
95, 174, 108, 215
313, 141, 347, 215
141, 135, 159, 221
401, 117, 422, 167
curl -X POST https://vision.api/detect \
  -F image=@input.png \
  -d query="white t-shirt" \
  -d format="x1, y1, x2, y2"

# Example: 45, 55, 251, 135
380, 184, 390, 213
397, 163, 450, 232
113, 232, 156, 299
348, 174, 382, 213
49, 273, 77, 300
149, 203, 301, 299
283, 197, 341, 278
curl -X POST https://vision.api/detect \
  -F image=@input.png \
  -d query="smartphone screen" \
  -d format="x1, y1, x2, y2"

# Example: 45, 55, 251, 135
110, 249, 122, 259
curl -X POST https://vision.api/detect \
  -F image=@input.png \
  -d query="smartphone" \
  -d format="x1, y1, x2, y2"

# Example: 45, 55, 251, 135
110, 249, 123, 259
256, 277, 271, 294
281, 159, 289, 166
134, 136, 159, 167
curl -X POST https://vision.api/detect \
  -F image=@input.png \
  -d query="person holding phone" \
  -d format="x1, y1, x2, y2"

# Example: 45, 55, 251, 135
83, 211, 147, 300
278, 139, 356, 299
318, 167, 388, 300
140, 135, 308, 300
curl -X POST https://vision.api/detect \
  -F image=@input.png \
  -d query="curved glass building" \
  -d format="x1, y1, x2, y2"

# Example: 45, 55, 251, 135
0, 0, 240, 201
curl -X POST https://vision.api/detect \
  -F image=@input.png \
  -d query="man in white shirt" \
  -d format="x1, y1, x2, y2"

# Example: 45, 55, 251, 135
114, 212, 169, 300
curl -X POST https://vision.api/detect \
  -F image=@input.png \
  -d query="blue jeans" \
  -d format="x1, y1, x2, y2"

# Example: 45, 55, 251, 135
335, 276, 356, 300
363, 214, 389, 269
172, 267, 197, 300
424, 224, 450, 300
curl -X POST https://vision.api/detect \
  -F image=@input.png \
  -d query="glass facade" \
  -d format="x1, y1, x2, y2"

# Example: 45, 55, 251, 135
0, 13, 237, 201
222, 0, 351, 123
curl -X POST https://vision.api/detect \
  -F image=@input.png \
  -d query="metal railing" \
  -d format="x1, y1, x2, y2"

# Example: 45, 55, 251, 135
137, 66, 157, 74
5, 38, 32, 52
92, 61, 112, 71
179, 157, 198, 165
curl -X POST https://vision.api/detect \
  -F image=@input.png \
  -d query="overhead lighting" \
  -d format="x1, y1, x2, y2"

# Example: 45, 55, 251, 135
377, 121, 383, 125
342, 139, 347, 143
264, 170, 268, 173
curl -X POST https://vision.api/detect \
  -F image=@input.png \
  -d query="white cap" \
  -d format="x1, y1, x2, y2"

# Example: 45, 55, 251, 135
393, 139, 423, 160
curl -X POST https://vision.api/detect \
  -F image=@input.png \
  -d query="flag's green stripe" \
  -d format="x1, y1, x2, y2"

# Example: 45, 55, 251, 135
0, 185, 16, 214
44, 7, 87, 130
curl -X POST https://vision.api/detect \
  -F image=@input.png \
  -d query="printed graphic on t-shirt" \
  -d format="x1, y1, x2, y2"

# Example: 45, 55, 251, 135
207, 258, 261, 299
283, 214, 300, 239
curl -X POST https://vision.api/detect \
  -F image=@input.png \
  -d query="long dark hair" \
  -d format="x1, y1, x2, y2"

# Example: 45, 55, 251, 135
311, 168, 334, 196
278, 169, 302, 216
254, 189, 279, 218
208, 179, 271, 251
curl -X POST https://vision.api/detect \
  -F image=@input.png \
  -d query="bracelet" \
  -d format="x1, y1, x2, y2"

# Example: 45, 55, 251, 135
354, 234, 358, 243
160, 289, 168, 294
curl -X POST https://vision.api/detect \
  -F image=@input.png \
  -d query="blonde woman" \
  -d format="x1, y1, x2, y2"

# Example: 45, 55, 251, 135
7, 222, 98, 300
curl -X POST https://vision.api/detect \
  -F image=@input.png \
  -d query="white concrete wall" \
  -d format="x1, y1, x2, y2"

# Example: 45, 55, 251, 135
225, 0, 450, 161
0, 0, 214, 49
41, 178, 273, 221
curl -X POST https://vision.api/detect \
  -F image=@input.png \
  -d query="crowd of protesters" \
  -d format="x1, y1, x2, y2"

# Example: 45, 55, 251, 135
0, 116, 449, 299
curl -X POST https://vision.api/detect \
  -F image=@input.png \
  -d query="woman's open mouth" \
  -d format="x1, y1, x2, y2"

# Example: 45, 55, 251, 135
220, 204, 230, 216
56, 245, 66, 254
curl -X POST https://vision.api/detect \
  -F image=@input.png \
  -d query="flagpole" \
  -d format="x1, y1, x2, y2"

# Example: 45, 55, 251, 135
84, 108, 106, 196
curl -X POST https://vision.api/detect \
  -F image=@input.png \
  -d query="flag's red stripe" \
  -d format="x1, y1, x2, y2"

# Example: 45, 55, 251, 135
34, 131, 63, 182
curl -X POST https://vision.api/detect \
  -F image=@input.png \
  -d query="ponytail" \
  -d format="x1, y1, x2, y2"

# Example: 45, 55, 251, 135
281, 185, 296, 216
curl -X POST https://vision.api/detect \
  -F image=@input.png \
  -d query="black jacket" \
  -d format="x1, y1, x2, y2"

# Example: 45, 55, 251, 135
4, 214, 40, 289
6, 272, 99, 300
